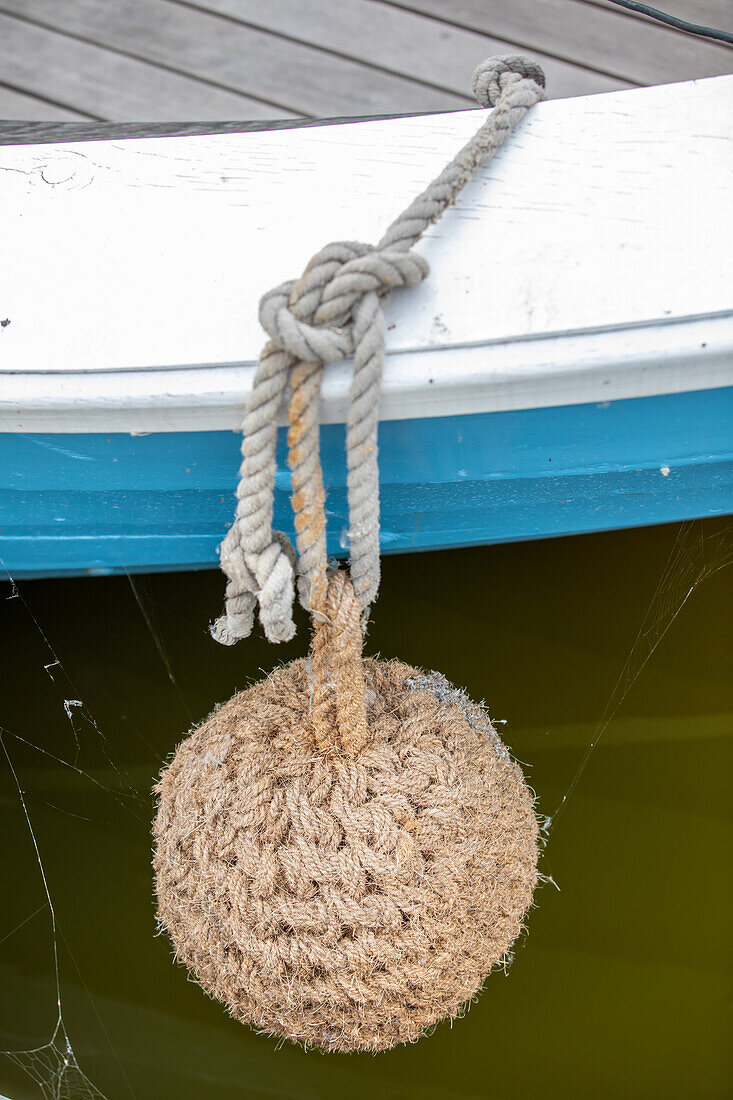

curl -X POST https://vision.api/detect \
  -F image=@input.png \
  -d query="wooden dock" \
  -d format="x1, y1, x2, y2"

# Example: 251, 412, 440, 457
0, 0, 731, 124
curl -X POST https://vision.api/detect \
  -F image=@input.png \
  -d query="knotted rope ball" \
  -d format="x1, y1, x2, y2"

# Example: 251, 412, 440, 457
154, 55, 545, 1052
154, 576, 538, 1051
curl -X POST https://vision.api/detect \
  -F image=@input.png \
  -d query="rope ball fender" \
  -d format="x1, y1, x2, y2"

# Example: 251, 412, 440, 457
153, 55, 544, 1053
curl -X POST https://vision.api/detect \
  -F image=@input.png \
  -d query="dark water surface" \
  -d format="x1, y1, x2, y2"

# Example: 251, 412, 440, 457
1, 519, 731, 1100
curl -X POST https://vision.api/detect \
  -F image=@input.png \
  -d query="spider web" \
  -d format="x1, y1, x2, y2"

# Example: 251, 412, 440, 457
1, 517, 731, 1097
4, 1019, 105, 1100
542, 518, 733, 834
1, 568, 148, 1100
0, 733, 108, 1100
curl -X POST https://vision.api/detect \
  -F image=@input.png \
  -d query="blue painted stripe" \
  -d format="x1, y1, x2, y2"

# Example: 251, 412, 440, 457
1, 386, 731, 578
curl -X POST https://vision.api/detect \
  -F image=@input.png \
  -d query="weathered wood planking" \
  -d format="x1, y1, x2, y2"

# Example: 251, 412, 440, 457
0, 12, 295, 121
0, 0, 472, 117
185, 0, 630, 99
0, 0, 729, 123
2, 75, 732, 432
0, 83, 93, 121
385, 0, 733, 84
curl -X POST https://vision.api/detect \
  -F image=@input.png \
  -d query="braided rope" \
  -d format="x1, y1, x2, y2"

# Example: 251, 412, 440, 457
212, 55, 545, 647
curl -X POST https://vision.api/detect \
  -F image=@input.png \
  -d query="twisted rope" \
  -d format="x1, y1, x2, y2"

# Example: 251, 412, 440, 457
309, 569, 369, 753
212, 55, 545, 649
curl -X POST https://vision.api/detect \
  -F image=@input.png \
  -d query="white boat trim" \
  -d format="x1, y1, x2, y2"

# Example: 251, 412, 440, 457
2, 311, 731, 432
1, 73, 732, 432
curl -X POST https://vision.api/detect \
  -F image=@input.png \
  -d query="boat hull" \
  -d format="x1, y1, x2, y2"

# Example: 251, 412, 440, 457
2, 386, 731, 579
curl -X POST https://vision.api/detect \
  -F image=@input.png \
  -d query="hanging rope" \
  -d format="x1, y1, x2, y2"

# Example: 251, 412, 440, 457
212, 54, 546, 649
156, 56, 545, 1051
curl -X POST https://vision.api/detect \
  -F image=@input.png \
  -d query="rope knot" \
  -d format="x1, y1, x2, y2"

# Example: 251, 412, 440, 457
471, 54, 546, 109
258, 240, 429, 365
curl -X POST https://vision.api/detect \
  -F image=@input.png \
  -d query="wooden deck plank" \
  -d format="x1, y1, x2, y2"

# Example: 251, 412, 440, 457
0, 13, 298, 120
382, 0, 733, 84
183, 0, 631, 99
0, 0, 727, 127
0, 84, 93, 121
0, 0, 474, 117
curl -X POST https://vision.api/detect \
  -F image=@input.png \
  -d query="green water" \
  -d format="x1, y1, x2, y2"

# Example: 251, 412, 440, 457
1, 519, 731, 1100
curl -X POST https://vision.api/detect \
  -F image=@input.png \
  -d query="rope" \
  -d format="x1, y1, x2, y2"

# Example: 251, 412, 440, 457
212, 55, 546, 649
309, 569, 369, 753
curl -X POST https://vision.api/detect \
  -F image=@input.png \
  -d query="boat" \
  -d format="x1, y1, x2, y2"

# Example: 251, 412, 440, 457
1, 73, 731, 579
